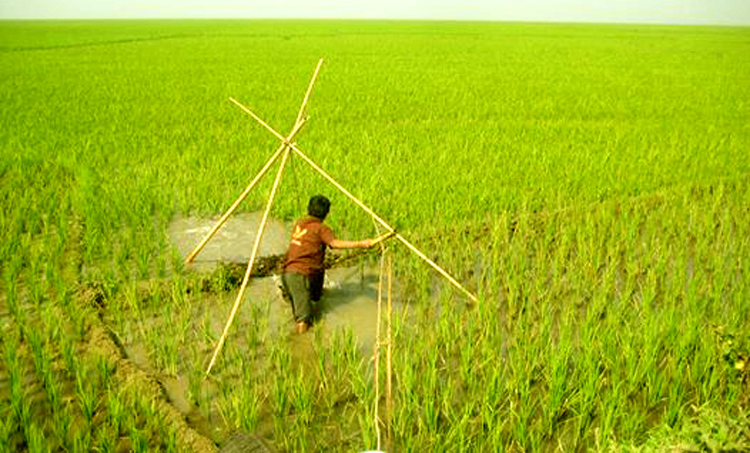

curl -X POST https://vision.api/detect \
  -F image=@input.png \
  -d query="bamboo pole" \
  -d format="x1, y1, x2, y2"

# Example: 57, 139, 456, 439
228, 97, 477, 302
229, 92, 477, 304
189, 60, 322, 264
184, 116, 308, 264
295, 59, 324, 126
205, 147, 291, 376
290, 145, 478, 303
385, 252, 393, 451
374, 247, 384, 451
203, 61, 326, 374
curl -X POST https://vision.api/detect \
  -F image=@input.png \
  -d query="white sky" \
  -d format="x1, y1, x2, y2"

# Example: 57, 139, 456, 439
1, 0, 749, 25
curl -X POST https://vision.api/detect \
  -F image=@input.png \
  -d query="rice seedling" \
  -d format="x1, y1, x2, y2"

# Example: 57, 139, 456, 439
0, 417, 11, 452
76, 373, 97, 429
24, 422, 48, 453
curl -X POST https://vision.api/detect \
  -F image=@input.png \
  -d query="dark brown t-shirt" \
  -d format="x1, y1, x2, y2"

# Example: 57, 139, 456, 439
283, 216, 335, 277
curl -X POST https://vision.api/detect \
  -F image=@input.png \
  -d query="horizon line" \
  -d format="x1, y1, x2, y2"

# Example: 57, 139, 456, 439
1, 17, 749, 27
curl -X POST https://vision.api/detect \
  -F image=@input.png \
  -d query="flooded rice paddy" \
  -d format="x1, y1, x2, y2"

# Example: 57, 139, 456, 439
106, 213, 403, 448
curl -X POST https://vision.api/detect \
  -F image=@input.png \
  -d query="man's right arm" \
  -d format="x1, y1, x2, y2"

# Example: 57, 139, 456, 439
329, 238, 372, 249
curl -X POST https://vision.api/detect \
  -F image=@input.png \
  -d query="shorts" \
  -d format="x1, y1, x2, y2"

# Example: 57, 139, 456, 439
281, 271, 324, 324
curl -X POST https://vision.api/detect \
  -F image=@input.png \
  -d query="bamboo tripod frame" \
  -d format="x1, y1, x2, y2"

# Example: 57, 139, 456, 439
185, 59, 478, 377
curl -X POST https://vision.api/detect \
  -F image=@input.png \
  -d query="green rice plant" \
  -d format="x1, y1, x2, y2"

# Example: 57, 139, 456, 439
0, 413, 12, 452
543, 326, 573, 435
107, 391, 125, 438
76, 367, 97, 428
199, 310, 216, 348
27, 328, 51, 383
59, 330, 78, 376
186, 349, 204, 407
94, 425, 116, 453
45, 370, 62, 416
155, 249, 167, 278
24, 422, 49, 453
148, 304, 179, 376
271, 372, 291, 418
357, 410, 376, 451
50, 405, 72, 450
239, 386, 262, 433
129, 426, 148, 453
3, 266, 20, 320
291, 368, 314, 426
136, 250, 151, 280
5, 338, 30, 433
165, 425, 178, 453
170, 248, 184, 276
440, 404, 473, 451
70, 425, 92, 453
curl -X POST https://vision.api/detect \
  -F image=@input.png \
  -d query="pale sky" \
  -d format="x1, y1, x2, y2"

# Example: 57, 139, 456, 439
1, 0, 749, 25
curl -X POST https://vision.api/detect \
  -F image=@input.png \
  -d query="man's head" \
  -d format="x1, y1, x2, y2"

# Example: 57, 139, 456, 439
308, 195, 330, 220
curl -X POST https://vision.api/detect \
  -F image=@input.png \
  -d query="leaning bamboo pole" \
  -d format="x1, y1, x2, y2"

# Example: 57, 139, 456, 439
291, 145, 478, 303
374, 247, 384, 451
203, 61, 326, 374
385, 252, 393, 451
187, 60, 323, 265
295, 59, 324, 126
184, 116, 308, 264
229, 97, 478, 303
205, 147, 291, 376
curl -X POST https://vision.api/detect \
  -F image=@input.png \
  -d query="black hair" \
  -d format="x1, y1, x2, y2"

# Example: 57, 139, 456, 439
307, 195, 331, 220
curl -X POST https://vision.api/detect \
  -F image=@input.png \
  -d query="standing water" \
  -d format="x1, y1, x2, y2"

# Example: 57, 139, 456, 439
168, 212, 399, 354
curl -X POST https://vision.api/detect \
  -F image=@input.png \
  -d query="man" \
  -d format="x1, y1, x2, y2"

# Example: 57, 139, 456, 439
282, 195, 391, 333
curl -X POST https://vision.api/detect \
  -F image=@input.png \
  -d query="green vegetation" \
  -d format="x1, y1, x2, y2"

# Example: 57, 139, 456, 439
1, 19, 749, 451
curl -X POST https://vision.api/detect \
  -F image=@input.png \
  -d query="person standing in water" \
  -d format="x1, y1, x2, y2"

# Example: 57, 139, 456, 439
282, 195, 391, 333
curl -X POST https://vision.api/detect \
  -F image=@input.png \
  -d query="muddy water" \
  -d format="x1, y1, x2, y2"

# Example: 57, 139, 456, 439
316, 265, 385, 353
168, 212, 289, 271
165, 214, 400, 447
238, 260, 390, 356
169, 213, 400, 353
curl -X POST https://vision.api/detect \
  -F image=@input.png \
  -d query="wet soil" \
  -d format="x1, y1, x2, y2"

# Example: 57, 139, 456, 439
104, 213, 403, 449
169, 213, 398, 353
0, 211, 404, 451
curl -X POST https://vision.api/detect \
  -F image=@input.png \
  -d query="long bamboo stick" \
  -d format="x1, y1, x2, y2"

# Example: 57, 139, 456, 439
290, 145, 478, 303
203, 61, 325, 373
229, 95, 478, 303
374, 248, 384, 451
189, 60, 322, 264
205, 147, 291, 376
230, 98, 289, 144
385, 252, 393, 450
184, 116, 308, 264
295, 59, 324, 126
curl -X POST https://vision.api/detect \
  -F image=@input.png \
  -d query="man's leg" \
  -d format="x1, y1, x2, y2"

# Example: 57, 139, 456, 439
282, 272, 312, 333
308, 272, 325, 321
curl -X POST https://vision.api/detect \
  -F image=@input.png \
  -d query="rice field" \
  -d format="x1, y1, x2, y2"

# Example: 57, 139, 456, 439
1, 19, 749, 451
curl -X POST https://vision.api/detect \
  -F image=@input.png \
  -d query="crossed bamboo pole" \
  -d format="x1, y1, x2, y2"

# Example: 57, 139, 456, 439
185, 59, 323, 265
184, 119, 307, 265
228, 98, 478, 304
191, 59, 478, 376
203, 59, 323, 376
